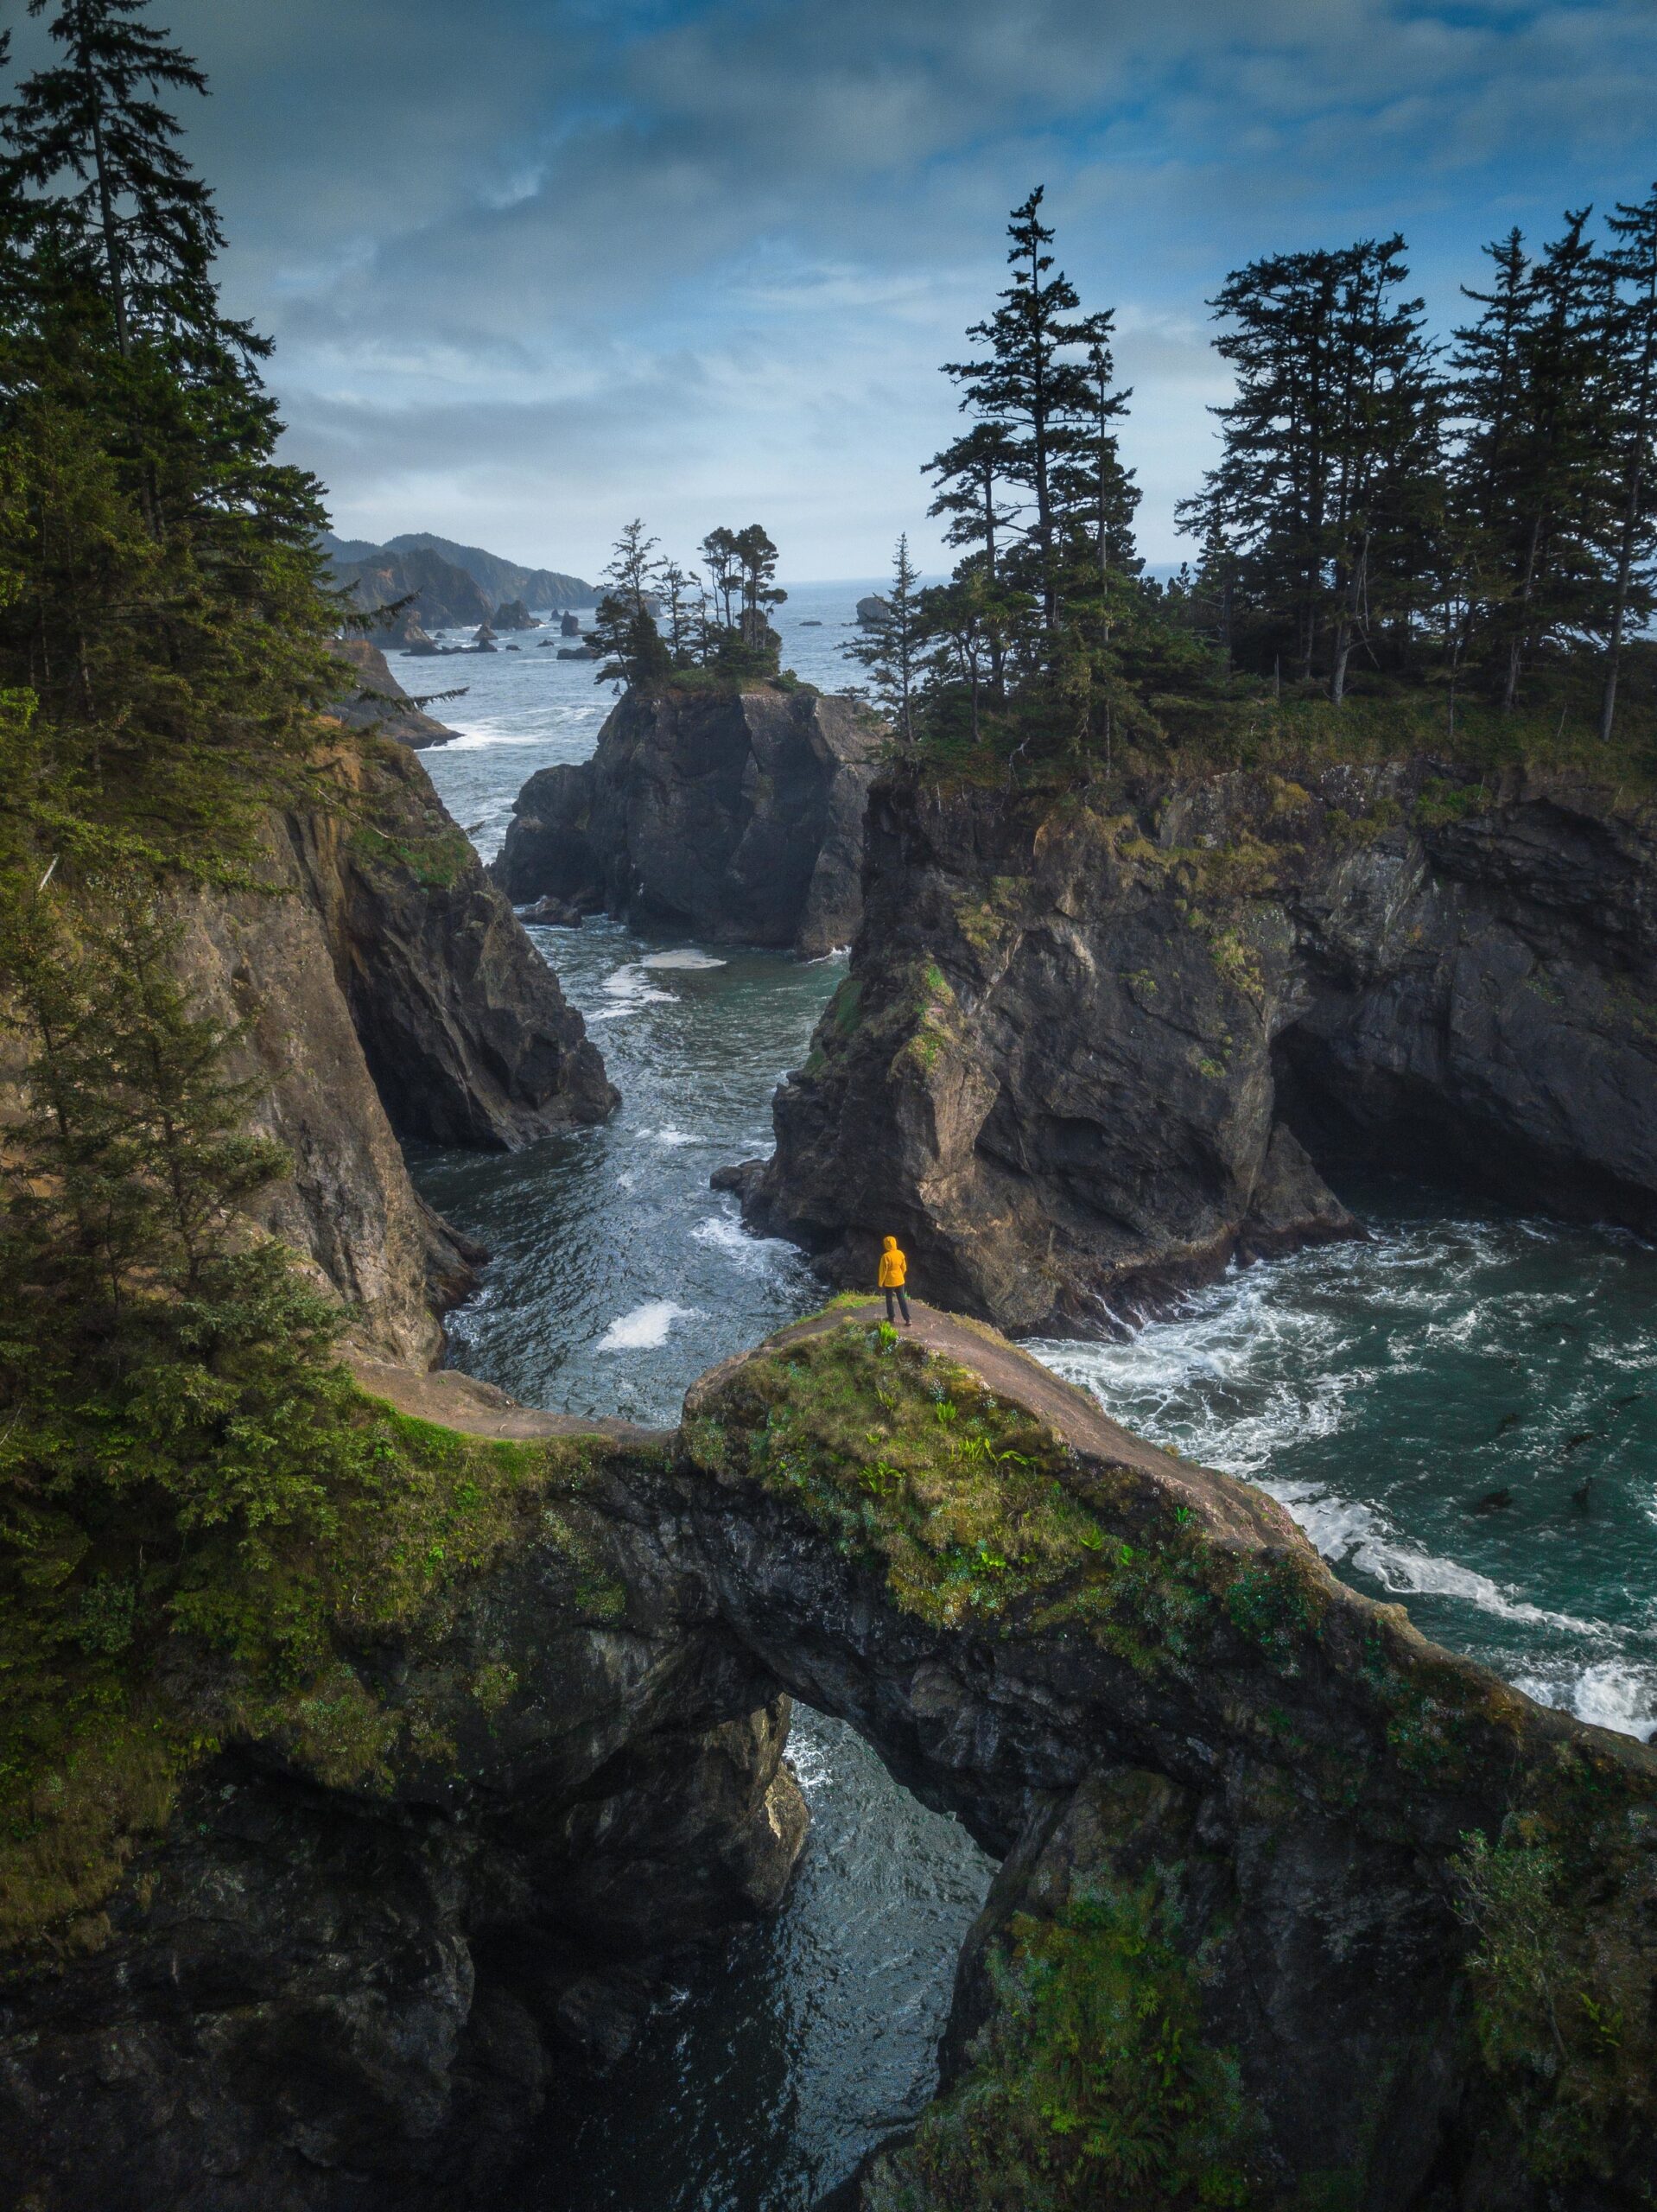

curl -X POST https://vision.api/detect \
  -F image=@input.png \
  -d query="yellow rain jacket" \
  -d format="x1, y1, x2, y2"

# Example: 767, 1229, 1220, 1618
878, 1236, 907, 1289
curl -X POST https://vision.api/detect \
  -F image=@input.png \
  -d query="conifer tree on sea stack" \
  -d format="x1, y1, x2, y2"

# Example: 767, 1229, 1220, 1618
1452, 213, 1613, 708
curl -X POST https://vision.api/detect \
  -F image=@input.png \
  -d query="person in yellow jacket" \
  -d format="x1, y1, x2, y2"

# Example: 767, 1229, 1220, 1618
878, 1235, 911, 1325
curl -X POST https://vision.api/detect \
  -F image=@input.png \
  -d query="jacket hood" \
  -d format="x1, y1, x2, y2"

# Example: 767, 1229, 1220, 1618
882, 1236, 898, 1251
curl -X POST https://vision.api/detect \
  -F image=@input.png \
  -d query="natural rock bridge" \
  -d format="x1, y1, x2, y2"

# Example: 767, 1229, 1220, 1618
6, 1306, 1654, 2211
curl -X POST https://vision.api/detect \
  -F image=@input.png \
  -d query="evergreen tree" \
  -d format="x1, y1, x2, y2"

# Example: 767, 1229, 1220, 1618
699, 526, 740, 628
925, 419, 1019, 696
846, 535, 925, 743
591, 518, 669, 687
0, 0, 219, 358
943, 188, 1101, 629
1178, 237, 1444, 696
1452, 212, 1614, 706
731, 522, 786, 652
1595, 183, 1657, 741
0, 0, 336, 878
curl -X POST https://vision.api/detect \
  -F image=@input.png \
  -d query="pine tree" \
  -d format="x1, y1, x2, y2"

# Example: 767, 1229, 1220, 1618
0, 0, 219, 357
846, 536, 925, 743
1595, 183, 1657, 741
1178, 238, 1444, 696
731, 522, 786, 647
0, 0, 335, 874
925, 419, 1019, 696
591, 518, 669, 687
943, 188, 1100, 630
1452, 212, 1614, 707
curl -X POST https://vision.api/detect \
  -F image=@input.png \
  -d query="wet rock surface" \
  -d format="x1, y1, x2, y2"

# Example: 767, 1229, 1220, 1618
745, 765, 1657, 1332
492, 683, 881, 957
293, 741, 617, 1151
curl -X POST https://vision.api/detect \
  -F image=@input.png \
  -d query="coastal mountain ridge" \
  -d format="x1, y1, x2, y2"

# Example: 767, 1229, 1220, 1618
320, 530, 595, 618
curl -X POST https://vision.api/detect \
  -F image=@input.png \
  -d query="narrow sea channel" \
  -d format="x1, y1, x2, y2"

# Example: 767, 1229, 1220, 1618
413, 582, 1657, 2209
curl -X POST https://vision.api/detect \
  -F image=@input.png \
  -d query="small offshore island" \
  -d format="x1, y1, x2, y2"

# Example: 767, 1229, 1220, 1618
3, 7, 1657, 2212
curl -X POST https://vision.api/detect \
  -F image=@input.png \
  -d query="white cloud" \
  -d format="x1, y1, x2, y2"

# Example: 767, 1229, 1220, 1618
65, 0, 1657, 571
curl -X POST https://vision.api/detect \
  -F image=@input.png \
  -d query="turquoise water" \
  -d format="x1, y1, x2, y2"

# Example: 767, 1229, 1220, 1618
412, 580, 1657, 2209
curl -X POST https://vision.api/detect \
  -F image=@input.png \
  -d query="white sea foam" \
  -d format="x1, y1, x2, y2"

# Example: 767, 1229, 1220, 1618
691, 1212, 799, 1275
641, 949, 727, 970
595, 1300, 696, 1351
1514, 1660, 1657, 1741
585, 965, 678, 1020
640, 1127, 696, 1147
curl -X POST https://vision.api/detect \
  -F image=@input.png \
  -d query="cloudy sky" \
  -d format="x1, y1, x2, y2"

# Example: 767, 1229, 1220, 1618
33, 0, 1657, 578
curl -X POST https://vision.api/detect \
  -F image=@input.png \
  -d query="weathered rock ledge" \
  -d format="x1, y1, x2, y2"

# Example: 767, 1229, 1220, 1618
744, 762, 1657, 1332
492, 683, 881, 957
6, 1304, 1654, 2211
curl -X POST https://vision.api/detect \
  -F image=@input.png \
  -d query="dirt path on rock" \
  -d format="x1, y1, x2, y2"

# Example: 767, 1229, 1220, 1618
352, 1303, 1292, 1548
754, 1301, 1298, 1548
349, 1353, 668, 1446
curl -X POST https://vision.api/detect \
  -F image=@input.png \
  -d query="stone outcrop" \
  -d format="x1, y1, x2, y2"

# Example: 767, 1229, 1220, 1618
327, 637, 458, 747
744, 763, 1657, 1332
336, 544, 494, 636
492, 598, 540, 632
7, 1303, 1654, 2209
0, 1422, 805, 2212
288, 741, 617, 1153
165, 739, 613, 1360
492, 683, 882, 957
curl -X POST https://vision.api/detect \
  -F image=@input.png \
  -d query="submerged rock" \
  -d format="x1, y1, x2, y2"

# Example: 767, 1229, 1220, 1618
517, 893, 583, 929
744, 764, 1657, 1330
492, 682, 882, 957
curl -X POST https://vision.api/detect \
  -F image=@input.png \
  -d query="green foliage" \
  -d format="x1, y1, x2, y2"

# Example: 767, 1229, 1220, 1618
878, 1876, 1257, 2210
1449, 1811, 1656, 2186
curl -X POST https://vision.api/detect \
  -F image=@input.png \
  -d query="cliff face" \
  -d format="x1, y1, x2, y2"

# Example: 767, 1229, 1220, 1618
744, 764, 1657, 1332
8, 1306, 1654, 2210
170, 741, 615, 1360
0, 1422, 804, 2212
327, 638, 457, 748
492, 683, 881, 957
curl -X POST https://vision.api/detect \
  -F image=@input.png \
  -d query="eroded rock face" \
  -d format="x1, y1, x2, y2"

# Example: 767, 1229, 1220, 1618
676, 1307, 1657, 2212
745, 765, 1657, 1332
166, 740, 614, 1359
296, 743, 618, 1149
0, 1435, 804, 2212
492, 683, 881, 957
327, 638, 458, 748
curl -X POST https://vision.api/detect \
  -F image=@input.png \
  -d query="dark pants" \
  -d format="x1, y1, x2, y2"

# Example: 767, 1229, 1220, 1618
884, 1286, 911, 1324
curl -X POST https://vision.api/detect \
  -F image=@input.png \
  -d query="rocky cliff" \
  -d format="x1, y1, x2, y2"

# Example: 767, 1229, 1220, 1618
0, 1412, 805, 2212
327, 637, 458, 748
7, 1305, 1654, 2210
492, 683, 882, 957
742, 762, 1657, 1332
170, 739, 615, 1361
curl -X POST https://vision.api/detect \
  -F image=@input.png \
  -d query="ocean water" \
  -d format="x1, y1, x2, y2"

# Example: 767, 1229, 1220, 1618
410, 580, 1657, 2209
